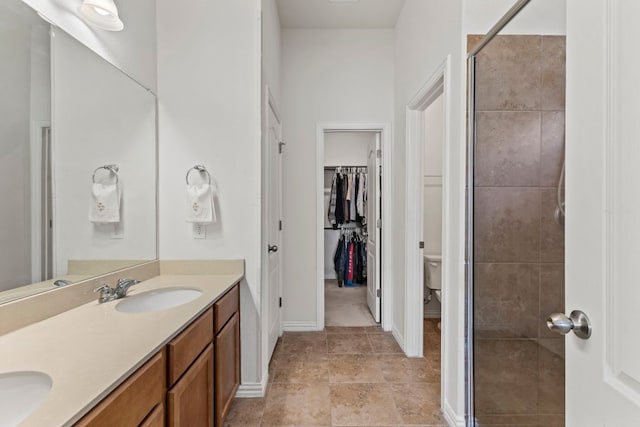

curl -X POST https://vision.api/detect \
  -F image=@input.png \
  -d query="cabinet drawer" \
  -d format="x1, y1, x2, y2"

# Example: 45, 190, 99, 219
75, 351, 165, 427
168, 308, 214, 386
214, 284, 239, 334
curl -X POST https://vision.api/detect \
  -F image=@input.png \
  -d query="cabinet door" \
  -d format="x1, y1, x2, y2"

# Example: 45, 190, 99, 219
214, 312, 240, 426
167, 344, 214, 427
139, 404, 164, 427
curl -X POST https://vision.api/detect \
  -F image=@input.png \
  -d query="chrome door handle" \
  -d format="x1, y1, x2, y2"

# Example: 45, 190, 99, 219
268, 245, 278, 253
546, 310, 592, 339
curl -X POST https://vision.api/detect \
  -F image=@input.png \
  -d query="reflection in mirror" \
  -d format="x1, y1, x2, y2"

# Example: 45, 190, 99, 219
0, 0, 157, 305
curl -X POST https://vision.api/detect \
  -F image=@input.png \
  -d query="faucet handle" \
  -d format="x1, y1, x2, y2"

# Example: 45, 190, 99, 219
117, 278, 140, 287
94, 284, 113, 293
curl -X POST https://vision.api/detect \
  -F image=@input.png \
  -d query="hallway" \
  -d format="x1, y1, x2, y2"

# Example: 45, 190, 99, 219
224, 319, 443, 426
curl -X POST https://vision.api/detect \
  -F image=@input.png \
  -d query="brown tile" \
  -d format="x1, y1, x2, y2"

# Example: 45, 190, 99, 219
541, 36, 566, 110
468, 34, 484, 53
475, 35, 542, 111
541, 189, 565, 262
424, 331, 441, 360
280, 333, 327, 354
270, 348, 328, 370
391, 383, 444, 425
377, 354, 440, 383
539, 263, 565, 338
474, 188, 540, 263
474, 339, 538, 415
540, 111, 565, 187
474, 263, 540, 338
538, 414, 565, 427
423, 318, 440, 335
329, 354, 385, 383
330, 383, 401, 426
363, 325, 385, 333
272, 359, 329, 384
368, 333, 403, 353
475, 112, 541, 187
325, 326, 368, 334
223, 398, 265, 427
476, 413, 539, 425
538, 339, 565, 414
328, 334, 373, 354
262, 383, 331, 426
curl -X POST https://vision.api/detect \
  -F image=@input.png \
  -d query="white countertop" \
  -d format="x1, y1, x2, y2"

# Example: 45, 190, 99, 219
0, 272, 242, 427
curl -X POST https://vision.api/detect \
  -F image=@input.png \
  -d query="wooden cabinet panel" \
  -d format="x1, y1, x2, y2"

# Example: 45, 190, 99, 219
167, 343, 214, 427
214, 312, 240, 426
214, 285, 239, 334
75, 351, 166, 427
139, 404, 164, 427
167, 308, 214, 386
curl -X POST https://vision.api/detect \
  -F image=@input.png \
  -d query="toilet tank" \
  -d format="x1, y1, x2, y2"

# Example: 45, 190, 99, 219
424, 254, 442, 290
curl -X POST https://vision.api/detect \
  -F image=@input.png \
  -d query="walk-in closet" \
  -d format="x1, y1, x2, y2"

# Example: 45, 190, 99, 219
323, 131, 380, 327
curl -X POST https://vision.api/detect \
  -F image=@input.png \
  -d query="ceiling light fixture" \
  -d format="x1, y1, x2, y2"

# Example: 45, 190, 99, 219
78, 0, 124, 31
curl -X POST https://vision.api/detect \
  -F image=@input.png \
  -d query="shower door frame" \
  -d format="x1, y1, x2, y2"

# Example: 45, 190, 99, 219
465, 0, 533, 425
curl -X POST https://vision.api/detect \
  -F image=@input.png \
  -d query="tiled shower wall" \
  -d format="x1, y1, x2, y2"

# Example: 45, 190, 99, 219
470, 35, 566, 426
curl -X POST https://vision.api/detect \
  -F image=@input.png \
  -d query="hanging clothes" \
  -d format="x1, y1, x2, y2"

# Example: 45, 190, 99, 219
328, 174, 337, 227
333, 230, 367, 287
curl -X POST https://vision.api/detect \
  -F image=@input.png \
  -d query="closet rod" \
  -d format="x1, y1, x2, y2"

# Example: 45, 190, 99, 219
324, 165, 367, 170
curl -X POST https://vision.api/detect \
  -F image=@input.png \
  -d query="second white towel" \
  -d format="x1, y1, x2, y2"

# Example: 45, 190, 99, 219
89, 183, 120, 223
186, 183, 216, 223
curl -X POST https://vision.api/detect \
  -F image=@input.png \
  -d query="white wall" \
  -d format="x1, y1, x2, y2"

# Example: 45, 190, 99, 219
0, 2, 39, 291
156, 0, 263, 388
465, 0, 566, 36
53, 30, 156, 275
324, 132, 372, 167
394, 0, 466, 423
20, 0, 157, 91
281, 29, 393, 327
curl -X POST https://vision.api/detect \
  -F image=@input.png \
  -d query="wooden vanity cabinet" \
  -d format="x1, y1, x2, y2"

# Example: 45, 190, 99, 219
74, 283, 241, 427
75, 351, 166, 427
213, 285, 240, 426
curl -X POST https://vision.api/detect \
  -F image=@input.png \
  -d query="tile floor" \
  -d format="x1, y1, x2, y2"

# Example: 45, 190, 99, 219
224, 319, 443, 427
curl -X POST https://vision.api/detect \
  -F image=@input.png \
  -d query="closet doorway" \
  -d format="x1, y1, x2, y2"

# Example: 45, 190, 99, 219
316, 123, 391, 331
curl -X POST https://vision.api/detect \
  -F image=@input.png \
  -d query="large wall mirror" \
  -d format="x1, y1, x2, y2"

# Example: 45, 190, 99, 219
0, 0, 157, 304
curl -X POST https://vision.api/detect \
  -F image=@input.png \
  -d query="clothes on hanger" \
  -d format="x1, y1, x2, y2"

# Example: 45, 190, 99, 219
327, 167, 367, 227
333, 229, 367, 287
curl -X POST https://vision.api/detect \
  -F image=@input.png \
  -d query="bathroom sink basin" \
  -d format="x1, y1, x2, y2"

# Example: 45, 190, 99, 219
116, 288, 202, 313
0, 371, 52, 426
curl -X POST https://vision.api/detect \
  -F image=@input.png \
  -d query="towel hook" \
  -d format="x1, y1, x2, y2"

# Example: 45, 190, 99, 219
186, 164, 212, 185
92, 164, 119, 184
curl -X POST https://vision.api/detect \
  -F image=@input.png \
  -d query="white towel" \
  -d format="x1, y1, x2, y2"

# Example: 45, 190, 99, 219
186, 183, 216, 223
89, 183, 120, 223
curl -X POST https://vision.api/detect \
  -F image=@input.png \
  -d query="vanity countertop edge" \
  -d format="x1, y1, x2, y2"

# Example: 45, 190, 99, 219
0, 266, 244, 427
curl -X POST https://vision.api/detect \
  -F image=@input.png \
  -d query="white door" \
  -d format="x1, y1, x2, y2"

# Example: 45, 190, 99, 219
266, 93, 282, 360
565, 0, 640, 424
366, 133, 381, 323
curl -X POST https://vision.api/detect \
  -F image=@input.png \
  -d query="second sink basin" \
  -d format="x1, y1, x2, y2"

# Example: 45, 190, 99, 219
116, 288, 202, 313
0, 371, 52, 427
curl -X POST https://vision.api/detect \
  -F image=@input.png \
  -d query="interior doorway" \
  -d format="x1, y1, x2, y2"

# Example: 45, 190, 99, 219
316, 123, 392, 332
323, 131, 379, 327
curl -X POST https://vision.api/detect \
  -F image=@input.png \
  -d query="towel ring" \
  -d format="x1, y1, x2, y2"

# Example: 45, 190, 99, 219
92, 164, 119, 184
186, 165, 212, 185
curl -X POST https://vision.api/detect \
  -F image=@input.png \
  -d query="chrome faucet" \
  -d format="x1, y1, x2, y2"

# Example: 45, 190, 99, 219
94, 278, 140, 303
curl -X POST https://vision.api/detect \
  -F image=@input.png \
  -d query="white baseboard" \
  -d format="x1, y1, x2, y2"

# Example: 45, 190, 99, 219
392, 324, 405, 352
282, 321, 321, 332
235, 379, 268, 398
424, 311, 442, 319
442, 400, 466, 427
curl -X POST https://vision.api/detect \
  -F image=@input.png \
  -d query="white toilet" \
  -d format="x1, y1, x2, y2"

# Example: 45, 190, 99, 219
423, 254, 442, 303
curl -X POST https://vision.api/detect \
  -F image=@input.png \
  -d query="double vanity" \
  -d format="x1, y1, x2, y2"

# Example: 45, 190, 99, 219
0, 260, 243, 426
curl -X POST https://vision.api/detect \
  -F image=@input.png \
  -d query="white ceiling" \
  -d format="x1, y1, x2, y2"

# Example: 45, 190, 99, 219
276, 0, 406, 29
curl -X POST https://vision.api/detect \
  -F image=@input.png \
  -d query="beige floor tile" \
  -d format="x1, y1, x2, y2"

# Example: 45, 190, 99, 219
391, 382, 444, 425
224, 398, 265, 427
368, 333, 403, 353
329, 354, 385, 383
280, 333, 328, 354
377, 354, 440, 383
330, 383, 402, 426
328, 334, 373, 354
262, 383, 331, 426
325, 326, 369, 334
272, 359, 330, 384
